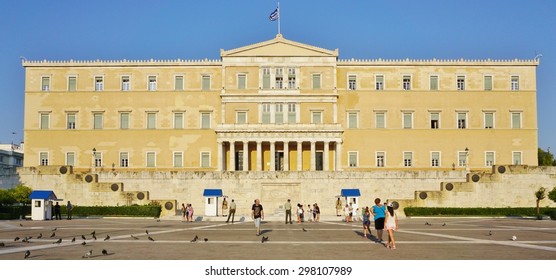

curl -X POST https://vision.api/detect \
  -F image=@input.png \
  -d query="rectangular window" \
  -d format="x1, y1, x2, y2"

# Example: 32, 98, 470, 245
458, 151, 467, 167
120, 112, 130, 129
173, 152, 183, 168
431, 152, 440, 167
430, 112, 439, 129
287, 103, 296, 124
238, 74, 246, 89
148, 76, 157, 91
512, 151, 522, 165
146, 152, 156, 167
348, 75, 356, 90
275, 104, 284, 124
66, 152, 75, 166
511, 76, 519, 91
403, 152, 413, 167
68, 76, 77, 92
275, 68, 283, 89
457, 112, 467, 129
311, 111, 322, 124
174, 75, 184, 91
287, 68, 296, 89
122, 76, 131, 91
375, 112, 385, 128
39, 152, 48, 166
41, 76, 50, 91
67, 113, 76, 129
147, 112, 156, 129
201, 152, 211, 168
94, 152, 102, 167
348, 112, 358, 128
511, 112, 522, 129
262, 103, 271, 124
120, 152, 129, 167
40, 113, 50, 129
484, 75, 493, 91
173, 112, 184, 129
375, 75, 384, 90
202, 75, 211, 91
403, 112, 413, 129
236, 111, 247, 124
93, 113, 103, 129
402, 75, 411, 90
348, 152, 358, 167
312, 74, 321, 90
95, 76, 104, 91
485, 152, 495, 167
484, 112, 494, 129
201, 112, 211, 129
457, 76, 465, 90
430, 75, 439, 90
262, 68, 271, 89
376, 152, 385, 167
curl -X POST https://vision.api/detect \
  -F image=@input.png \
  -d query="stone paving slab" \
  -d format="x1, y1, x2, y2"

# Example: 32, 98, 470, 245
1, 217, 555, 260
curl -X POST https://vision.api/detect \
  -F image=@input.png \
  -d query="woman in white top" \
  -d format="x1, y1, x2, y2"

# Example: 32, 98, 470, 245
384, 202, 398, 249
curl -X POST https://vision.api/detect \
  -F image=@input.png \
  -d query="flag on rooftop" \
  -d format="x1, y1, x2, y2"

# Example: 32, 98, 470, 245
269, 7, 279, 21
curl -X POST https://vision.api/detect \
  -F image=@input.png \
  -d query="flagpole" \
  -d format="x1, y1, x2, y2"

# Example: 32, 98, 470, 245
277, 2, 281, 35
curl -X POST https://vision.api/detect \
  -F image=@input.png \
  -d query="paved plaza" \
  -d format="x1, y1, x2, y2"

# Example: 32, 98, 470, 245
1, 216, 555, 260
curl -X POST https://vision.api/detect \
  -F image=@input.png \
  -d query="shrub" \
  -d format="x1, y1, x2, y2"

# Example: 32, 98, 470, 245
61, 205, 161, 218
403, 207, 554, 217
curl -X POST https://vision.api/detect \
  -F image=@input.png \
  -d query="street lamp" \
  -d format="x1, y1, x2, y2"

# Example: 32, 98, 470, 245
464, 147, 469, 173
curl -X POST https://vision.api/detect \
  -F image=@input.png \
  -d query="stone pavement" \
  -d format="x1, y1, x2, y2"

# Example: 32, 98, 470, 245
1, 215, 555, 260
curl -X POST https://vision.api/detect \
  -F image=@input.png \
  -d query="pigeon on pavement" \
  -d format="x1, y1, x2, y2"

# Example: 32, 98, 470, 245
92, 234, 97, 240
148, 236, 155, 241
145, 230, 149, 235
90, 231, 96, 235
302, 228, 307, 232
261, 236, 269, 243
81, 235, 86, 240
102, 249, 108, 255
14, 237, 20, 242
104, 235, 110, 241
511, 236, 517, 241
50, 232, 56, 238
204, 238, 208, 242
52, 227, 57, 232
83, 250, 92, 258
24, 250, 30, 259
0, 242, 4, 247
37, 233, 42, 239
131, 235, 139, 240
53, 238, 62, 244
190, 235, 198, 242
81, 241, 87, 246
71, 237, 76, 243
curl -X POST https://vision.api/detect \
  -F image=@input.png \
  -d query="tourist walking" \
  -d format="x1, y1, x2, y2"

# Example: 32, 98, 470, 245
54, 202, 62, 220
371, 198, 386, 243
297, 204, 304, 223
226, 199, 236, 223
384, 202, 399, 249
307, 204, 313, 222
344, 204, 350, 222
284, 199, 292, 224
222, 197, 228, 217
187, 204, 194, 222
252, 199, 264, 236
181, 203, 186, 222
313, 203, 320, 222
362, 207, 371, 239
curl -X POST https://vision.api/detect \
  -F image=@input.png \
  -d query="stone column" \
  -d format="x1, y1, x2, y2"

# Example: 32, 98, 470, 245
310, 141, 316, 171
229, 141, 235, 171
256, 141, 262, 171
324, 141, 330, 171
283, 141, 289, 171
243, 141, 249, 171
270, 141, 276, 171
217, 140, 223, 171
336, 141, 343, 171
297, 141, 303, 171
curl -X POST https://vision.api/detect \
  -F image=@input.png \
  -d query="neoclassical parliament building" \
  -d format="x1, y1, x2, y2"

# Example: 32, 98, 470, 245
22, 34, 539, 173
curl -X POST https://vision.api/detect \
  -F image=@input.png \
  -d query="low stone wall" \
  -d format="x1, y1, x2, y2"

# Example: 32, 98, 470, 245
16, 165, 556, 218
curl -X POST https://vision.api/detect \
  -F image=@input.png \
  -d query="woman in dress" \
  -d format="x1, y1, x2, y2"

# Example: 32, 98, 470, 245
362, 207, 371, 239
181, 203, 186, 222
187, 204, 194, 222
384, 202, 398, 249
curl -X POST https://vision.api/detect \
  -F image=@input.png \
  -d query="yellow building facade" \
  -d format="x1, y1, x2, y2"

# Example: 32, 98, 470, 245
22, 35, 539, 173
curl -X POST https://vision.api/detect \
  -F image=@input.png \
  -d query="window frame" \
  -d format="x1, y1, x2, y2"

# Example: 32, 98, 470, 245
200, 112, 212, 129
39, 112, 50, 130
511, 76, 520, 91
174, 75, 184, 91
403, 151, 413, 167
456, 75, 466, 91
146, 151, 156, 168
94, 76, 104, 91
484, 111, 495, 129
41, 76, 51, 91
457, 112, 468, 129
375, 75, 384, 91
402, 111, 414, 129
429, 75, 439, 91
121, 75, 131, 91
348, 151, 358, 167
119, 111, 130, 129
402, 75, 412, 91
485, 151, 495, 167
147, 75, 157, 91
173, 151, 183, 168
431, 151, 441, 167
348, 74, 357, 90
68, 75, 77, 92
66, 112, 77, 130
200, 151, 211, 168
511, 111, 522, 129
376, 151, 386, 167
119, 152, 129, 167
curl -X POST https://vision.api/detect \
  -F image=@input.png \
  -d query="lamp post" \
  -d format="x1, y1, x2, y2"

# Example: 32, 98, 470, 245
464, 147, 469, 173
92, 148, 97, 173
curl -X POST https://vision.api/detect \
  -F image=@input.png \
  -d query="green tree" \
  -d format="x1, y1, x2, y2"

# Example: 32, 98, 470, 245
0, 189, 16, 205
548, 187, 556, 203
535, 187, 546, 219
538, 147, 556, 166
9, 185, 32, 204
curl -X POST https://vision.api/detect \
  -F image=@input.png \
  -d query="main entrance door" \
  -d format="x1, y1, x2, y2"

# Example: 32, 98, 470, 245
275, 152, 284, 171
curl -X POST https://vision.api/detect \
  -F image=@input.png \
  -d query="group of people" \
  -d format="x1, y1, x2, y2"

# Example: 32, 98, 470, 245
180, 203, 194, 222
361, 198, 399, 250
52, 201, 73, 220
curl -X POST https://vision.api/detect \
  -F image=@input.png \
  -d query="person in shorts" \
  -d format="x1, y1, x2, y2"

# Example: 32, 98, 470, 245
362, 206, 371, 239
252, 199, 264, 236
371, 198, 386, 243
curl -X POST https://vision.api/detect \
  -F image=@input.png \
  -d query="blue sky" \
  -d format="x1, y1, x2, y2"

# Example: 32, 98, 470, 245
1, 0, 555, 152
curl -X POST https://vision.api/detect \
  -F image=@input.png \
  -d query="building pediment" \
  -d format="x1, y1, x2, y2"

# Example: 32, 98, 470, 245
221, 34, 338, 58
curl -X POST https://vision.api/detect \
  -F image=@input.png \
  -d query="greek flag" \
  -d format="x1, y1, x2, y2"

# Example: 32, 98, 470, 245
269, 8, 279, 21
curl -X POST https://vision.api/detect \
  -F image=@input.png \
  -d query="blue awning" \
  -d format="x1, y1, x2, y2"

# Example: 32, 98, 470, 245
29, 190, 58, 200
203, 189, 223, 197
341, 189, 361, 197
